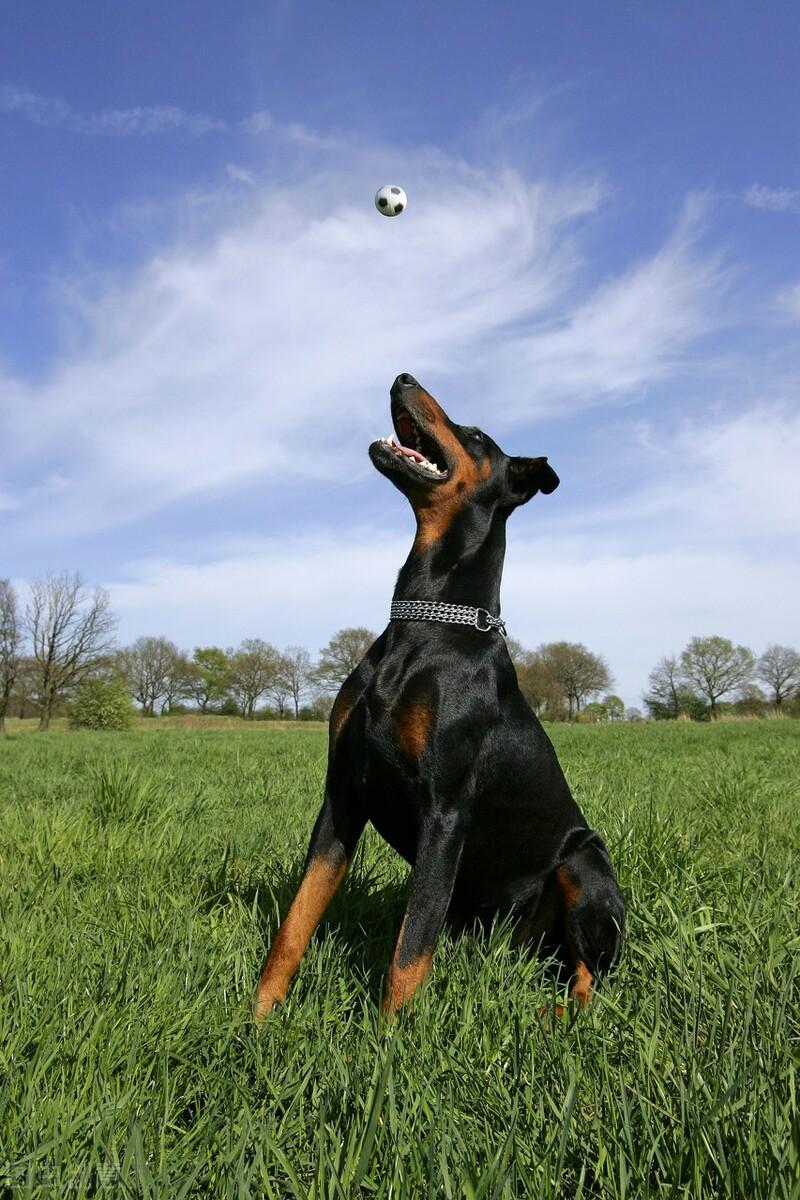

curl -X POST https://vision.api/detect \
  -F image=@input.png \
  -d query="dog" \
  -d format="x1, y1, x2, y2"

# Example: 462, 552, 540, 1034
256, 373, 625, 1018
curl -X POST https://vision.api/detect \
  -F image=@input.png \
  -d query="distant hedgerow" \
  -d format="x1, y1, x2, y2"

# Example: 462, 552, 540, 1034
68, 677, 135, 731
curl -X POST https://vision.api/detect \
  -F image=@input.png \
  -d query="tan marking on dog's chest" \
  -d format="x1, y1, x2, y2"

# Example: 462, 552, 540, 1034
329, 688, 355, 745
392, 701, 433, 762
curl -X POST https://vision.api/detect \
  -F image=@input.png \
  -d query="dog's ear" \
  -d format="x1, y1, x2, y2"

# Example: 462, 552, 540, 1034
505, 456, 560, 506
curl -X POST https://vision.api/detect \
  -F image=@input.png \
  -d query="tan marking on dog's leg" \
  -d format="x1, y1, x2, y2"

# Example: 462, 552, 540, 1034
392, 701, 433, 762
382, 952, 433, 1015
380, 916, 433, 1015
255, 853, 347, 1021
569, 959, 593, 1007
554, 864, 595, 1010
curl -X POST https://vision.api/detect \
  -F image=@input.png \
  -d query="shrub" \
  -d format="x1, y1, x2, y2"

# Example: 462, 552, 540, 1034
68, 678, 135, 731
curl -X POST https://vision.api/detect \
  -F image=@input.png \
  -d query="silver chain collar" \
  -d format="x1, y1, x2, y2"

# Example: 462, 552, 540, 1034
390, 599, 507, 636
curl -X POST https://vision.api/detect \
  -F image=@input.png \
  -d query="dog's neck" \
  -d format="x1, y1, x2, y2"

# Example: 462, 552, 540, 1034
393, 506, 508, 613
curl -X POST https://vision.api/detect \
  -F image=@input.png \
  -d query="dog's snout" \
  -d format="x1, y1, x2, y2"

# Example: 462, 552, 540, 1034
395, 373, 419, 389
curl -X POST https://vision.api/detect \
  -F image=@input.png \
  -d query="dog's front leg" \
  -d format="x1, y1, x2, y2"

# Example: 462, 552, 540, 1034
383, 810, 465, 1015
255, 787, 365, 1022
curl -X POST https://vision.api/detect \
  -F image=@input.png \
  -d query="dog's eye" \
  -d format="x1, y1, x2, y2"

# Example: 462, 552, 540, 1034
469, 429, 484, 444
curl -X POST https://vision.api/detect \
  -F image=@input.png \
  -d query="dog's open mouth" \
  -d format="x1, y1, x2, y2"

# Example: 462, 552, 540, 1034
374, 406, 449, 479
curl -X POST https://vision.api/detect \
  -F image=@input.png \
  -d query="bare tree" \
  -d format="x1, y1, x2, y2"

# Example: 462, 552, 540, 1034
9, 655, 37, 719
504, 637, 528, 667
265, 660, 293, 718
282, 645, 313, 717
25, 572, 118, 730
161, 651, 196, 715
117, 636, 180, 716
315, 627, 376, 692
757, 644, 800, 710
536, 641, 612, 718
228, 639, 279, 719
644, 655, 688, 719
646, 655, 682, 716
0, 579, 21, 733
680, 635, 755, 719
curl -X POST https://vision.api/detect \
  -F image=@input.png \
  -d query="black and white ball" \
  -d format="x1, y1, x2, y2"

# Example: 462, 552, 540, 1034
374, 184, 407, 217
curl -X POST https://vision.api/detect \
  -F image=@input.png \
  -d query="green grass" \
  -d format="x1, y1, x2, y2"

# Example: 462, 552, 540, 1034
1, 721, 798, 1198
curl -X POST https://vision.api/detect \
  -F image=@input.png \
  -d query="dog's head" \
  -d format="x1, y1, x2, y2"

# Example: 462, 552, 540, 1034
369, 374, 559, 546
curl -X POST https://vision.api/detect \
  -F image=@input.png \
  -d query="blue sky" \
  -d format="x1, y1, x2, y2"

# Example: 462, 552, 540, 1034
1, 1, 799, 706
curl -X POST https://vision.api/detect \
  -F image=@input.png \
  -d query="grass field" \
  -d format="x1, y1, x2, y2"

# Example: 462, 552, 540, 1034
1, 720, 798, 1198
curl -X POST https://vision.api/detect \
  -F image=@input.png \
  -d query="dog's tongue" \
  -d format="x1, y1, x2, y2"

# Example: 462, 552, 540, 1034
391, 435, 425, 463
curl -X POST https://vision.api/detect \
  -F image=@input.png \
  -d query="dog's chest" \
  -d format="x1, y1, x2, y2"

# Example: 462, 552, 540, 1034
342, 692, 425, 865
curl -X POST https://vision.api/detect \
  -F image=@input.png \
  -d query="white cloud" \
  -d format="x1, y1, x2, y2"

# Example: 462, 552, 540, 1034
668, 407, 800, 542
1, 150, 729, 546
110, 535, 398, 655
102, 396, 800, 708
596, 405, 800, 547
106, 521, 799, 708
743, 184, 800, 214
506, 543, 798, 704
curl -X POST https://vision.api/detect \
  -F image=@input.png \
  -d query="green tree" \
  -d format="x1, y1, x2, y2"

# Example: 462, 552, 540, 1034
188, 646, 232, 712
602, 694, 625, 722
680, 635, 755, 720
68, 677, 135, 730
580, 701, 608, 724
733, 684, 769, 718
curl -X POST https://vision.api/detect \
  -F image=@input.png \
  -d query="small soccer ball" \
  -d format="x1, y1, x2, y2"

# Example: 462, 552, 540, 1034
374, 184, 407, 217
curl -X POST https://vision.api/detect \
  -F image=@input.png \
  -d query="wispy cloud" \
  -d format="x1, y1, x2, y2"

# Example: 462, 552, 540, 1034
743, 183, 800, 214
642, 405, 800, 544
0, 154, 732, 551
776, 282, 800, 320
491, 197, 727, 411
555, 403, 800, 549
226, 164, 258, 187
0, 85, 226, 136
0, 85, 340, 147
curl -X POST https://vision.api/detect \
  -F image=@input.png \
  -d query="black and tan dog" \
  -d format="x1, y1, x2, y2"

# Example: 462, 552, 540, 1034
256, 373, 624, 1018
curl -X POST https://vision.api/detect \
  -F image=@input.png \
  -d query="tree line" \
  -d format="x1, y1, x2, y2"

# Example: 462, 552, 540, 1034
0, 573, 382, 731
643, 636, 800, 720
1, 573, 798, 731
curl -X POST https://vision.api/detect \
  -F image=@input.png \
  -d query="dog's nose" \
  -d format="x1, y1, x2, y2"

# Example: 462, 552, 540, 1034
395, 373, 419, 389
